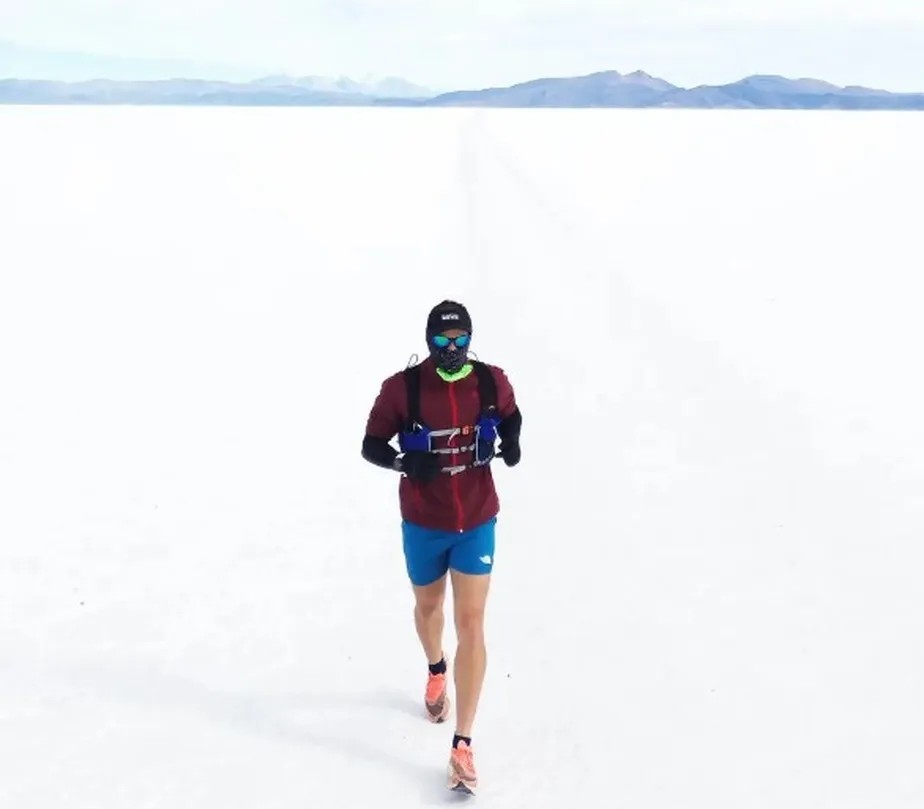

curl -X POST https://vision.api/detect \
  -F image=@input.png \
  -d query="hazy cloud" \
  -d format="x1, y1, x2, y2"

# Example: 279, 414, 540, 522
1, 0, 921, 91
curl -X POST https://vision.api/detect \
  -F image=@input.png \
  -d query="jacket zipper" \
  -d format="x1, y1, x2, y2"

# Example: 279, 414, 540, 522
447, 381, 464, 532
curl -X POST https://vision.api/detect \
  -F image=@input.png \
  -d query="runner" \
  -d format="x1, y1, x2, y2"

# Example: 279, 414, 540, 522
361, 300, 522, 794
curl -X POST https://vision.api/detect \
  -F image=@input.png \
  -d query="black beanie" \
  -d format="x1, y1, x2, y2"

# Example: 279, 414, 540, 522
426, 300, 472, 338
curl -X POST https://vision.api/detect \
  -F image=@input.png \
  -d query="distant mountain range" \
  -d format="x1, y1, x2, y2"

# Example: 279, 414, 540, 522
2, 70, 923, 109
426, 71, 924, 110
0, 76, 433, 106
249, 74, 434, 99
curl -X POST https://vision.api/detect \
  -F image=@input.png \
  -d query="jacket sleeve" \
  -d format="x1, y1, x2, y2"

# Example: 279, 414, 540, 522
362, 374, 405, 470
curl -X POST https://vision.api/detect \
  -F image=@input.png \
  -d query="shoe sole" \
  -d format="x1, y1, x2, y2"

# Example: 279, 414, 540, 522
426, 694, 450, 723
447, 772, 476, 795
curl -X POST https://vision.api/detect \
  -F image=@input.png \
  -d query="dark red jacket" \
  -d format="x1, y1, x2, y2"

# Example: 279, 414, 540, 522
364, 357, 518, 533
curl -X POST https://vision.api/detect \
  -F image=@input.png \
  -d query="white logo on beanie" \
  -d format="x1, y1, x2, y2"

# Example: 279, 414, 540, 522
441, 313, 460, 321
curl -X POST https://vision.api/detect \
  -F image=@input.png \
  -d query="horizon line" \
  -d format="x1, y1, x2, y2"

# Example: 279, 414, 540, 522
1, 68, 920, 96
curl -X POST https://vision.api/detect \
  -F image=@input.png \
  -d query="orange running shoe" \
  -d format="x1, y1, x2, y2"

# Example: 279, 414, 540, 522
447, 740, 477, 794
425, 671, 450, 723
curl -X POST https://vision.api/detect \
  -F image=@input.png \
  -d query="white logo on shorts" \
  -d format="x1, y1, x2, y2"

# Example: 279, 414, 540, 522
480, 555, 492, 565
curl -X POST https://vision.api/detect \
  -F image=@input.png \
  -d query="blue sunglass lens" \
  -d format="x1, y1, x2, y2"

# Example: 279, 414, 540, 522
433, 334, 470, 348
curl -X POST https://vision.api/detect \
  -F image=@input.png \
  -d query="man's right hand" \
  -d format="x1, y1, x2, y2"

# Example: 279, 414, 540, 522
399, 451, 441, 481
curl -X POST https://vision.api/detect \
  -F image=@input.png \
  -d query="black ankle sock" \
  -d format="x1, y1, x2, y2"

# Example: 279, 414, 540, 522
453, 734, 472, 749
428, 657, 446, 675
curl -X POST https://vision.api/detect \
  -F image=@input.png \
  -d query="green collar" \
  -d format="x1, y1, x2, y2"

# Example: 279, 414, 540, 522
436, 363, 474, 382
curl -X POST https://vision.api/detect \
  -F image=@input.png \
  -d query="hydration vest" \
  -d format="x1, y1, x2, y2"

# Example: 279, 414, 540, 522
398, 361, 502, 474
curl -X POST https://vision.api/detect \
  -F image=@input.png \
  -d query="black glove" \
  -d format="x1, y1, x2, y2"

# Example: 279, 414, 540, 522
497, 407, 522, 467
399, 451, 441, 481
499, 438, 520, 466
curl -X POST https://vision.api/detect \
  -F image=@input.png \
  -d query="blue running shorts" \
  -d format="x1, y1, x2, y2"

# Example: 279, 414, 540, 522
401, 517, 497, 587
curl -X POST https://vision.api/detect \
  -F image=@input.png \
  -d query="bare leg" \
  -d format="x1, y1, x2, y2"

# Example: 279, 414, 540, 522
450, 569, 491, 737
413, 575, 447, 665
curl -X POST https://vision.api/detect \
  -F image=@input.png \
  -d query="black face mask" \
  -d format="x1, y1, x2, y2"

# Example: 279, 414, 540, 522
431, 343, 469, 374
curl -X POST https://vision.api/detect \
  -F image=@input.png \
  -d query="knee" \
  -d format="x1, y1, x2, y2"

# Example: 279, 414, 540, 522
415, 598, 443, 621
455, 607, 485, 643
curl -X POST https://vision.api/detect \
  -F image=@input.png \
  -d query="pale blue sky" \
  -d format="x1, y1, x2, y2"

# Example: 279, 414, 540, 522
1, 0, 922, 91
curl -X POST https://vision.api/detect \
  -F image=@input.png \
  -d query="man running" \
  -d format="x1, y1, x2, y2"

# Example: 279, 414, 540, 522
361, 300, 522, 794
